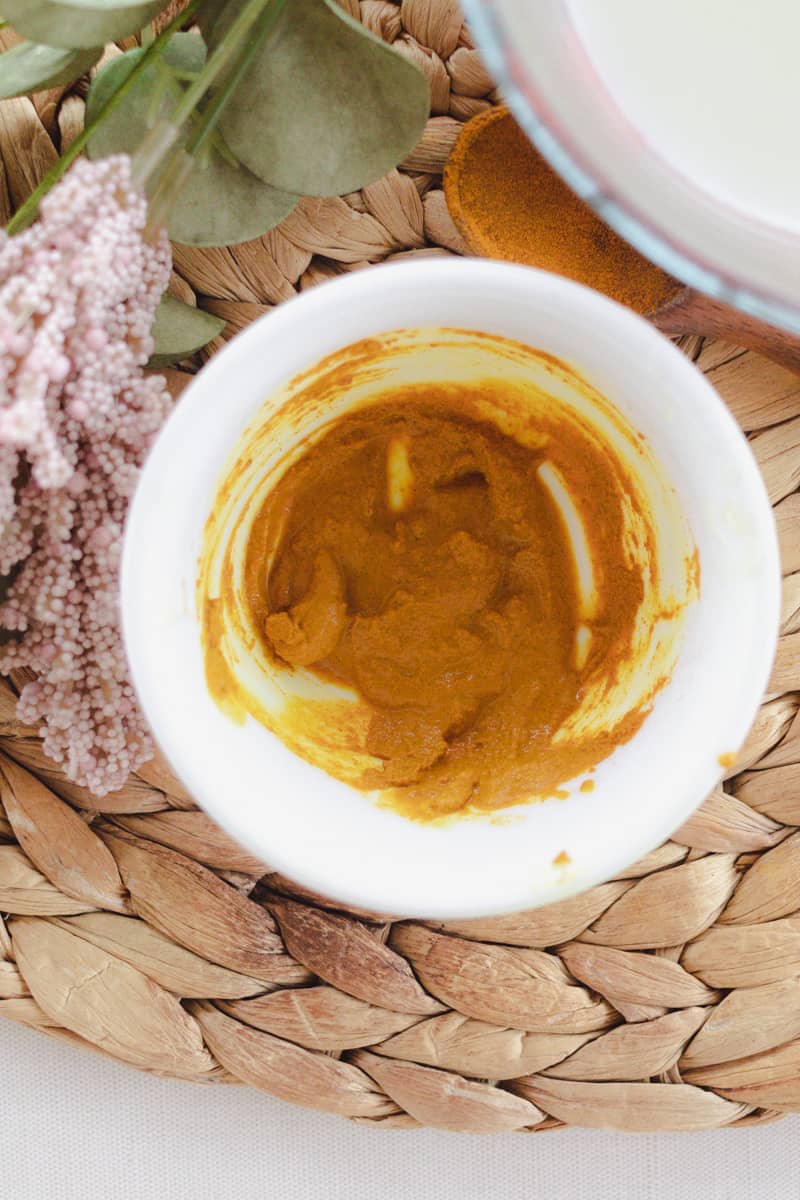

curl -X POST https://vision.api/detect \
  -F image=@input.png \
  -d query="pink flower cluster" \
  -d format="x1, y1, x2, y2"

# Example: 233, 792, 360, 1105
0, 155, 172, 795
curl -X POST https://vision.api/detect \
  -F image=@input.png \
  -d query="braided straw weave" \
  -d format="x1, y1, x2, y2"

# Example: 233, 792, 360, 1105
2, 1, 800, 1133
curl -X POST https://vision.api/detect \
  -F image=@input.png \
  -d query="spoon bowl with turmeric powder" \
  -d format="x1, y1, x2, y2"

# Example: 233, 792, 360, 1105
122, 258, 779, 918
445, 107, 800, 375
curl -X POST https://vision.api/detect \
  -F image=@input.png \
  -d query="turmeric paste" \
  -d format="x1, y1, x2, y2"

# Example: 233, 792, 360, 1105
201, 330, 697, 825
444, 106, 682, 315
245, 391, 647, 820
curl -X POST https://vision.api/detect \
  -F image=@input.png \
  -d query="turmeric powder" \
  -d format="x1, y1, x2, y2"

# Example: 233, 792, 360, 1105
444, 106, 681, 315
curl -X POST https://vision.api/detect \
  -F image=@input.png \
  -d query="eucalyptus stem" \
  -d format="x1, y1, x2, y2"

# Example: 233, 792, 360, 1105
143, 147, 194, 235
5, 0, 202, 236
143, 0, 284, 235
169, 0, 277, 130
6, 0, 283, 241
185, 0, 287, 157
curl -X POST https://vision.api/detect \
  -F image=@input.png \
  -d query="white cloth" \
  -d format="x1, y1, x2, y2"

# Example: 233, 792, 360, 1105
3, 1020, 797, 1200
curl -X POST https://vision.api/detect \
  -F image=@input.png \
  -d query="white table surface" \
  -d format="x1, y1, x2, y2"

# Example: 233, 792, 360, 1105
3, 1021, 797, 1200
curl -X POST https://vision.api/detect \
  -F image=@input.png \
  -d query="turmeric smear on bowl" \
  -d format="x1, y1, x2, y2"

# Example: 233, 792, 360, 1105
199, 330, 697, 824
243, 395, 648, 819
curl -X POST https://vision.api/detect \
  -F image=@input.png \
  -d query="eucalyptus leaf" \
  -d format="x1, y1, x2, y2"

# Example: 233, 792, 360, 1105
1, 1, 171, 50
0, 40, 101, 98
218, 0, 430, 196
86, 34, 299, 246
149, 294, 224, 367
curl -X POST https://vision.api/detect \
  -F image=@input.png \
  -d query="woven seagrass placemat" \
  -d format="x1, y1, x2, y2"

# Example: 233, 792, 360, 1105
1, 0, 800, 1134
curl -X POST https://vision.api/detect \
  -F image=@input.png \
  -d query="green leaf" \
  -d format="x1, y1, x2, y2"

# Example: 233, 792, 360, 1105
86, 34, 298, 246
218, 0, 430, 197
1, 1, 172, 50
149, 294, 224, 367
0, 41, 102, 98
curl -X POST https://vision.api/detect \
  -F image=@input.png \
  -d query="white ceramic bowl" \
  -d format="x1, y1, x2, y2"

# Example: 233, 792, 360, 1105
122, 260, 779, 919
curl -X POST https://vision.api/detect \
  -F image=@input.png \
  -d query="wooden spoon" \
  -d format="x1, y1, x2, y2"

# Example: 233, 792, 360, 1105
445, 107, 800, 374
648, 290, 800, 373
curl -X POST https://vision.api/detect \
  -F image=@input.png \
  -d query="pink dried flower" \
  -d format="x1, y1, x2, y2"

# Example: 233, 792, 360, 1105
0, 155, 172, 795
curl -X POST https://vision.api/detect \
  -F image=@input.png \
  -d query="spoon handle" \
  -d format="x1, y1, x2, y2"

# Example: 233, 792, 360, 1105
652, 290, 800, 375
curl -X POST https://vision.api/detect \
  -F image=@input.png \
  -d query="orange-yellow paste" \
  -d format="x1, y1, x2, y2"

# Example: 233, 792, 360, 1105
240, 393, 649, 819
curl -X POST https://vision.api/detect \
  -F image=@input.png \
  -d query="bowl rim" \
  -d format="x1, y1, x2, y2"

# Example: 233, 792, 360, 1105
122, 258, 780, 918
